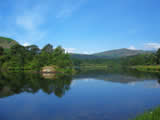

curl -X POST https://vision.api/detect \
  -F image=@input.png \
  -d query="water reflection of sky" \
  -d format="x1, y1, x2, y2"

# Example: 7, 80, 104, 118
73, 78, 160, 88
128, 80, 160, 88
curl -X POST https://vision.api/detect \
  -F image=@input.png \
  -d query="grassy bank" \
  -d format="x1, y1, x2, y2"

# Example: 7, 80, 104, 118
131, 107, 160, 120
131, 65, 160, 73
77, 64, 108, 71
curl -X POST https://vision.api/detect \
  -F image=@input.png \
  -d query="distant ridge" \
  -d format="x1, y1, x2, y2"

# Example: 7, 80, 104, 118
70, 53, 99, 60
70, 48, 154, 59
92, 48, 154, 58
0, 36, 18, 49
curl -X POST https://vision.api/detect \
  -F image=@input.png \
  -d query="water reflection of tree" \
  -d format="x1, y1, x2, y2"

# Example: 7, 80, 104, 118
41, 75, 72, 97
0, 72, 72, 98
156, 74, 160, 84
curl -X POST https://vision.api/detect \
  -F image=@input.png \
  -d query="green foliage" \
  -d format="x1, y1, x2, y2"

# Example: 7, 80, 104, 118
51, 46, 72, 68
72, 49, 160, 73
92, 48, 153, 58
0, 46, 4, 55
0, 36, 18, 48
131, 107, 160, 120
156, 48, 160, 64
132, 65, 160, 72
26, 45, 40, 56
120, 54, 157, 66
41, 44, 53, 53
0, 43, 73, 74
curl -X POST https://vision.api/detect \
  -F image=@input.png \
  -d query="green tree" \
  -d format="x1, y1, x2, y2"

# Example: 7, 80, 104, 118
41, 44, 53, 53
51, 46, 73, 73
26, 45, 40, 55
10, 44, 27, 69
156, 48, 160, 64
0, 47, 4, 56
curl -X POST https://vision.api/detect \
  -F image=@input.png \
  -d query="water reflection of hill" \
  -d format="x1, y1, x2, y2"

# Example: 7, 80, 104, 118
74, 69, 160, 84
0, 72, 72, 98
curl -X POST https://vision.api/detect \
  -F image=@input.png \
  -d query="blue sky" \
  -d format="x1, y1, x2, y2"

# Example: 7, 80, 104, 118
0, 0, 160, 54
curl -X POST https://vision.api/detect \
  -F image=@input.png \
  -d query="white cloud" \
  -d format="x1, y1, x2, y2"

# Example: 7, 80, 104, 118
65, 48, 76, 53
16, 15, 39, 31
81, 51, 93, 54
16, 5, 45, 31
14, 4, 48, 45
0, 0, 87, 47
64, 48, 94, 54
128, 46, 136, 50
22, 42, 30, 47
144, 43, 160, 50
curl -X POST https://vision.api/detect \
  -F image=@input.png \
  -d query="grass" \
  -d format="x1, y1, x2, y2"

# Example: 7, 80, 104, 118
131, 65, 160, 72
131, 107, 160, 120
79, 64, 107, 70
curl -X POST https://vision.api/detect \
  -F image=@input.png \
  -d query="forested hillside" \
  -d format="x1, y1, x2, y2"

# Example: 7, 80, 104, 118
0, 37, 73, 73
92, 48, 154, 58
0, 36, 18, 49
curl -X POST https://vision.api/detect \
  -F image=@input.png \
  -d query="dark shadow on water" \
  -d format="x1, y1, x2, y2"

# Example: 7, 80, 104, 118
0, 72, 72, 98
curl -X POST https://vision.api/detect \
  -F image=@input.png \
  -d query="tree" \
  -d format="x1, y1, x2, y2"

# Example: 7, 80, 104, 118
41, 44, 53, 53
156, 48, 160, 64
10, 44, 25, 56
51, 46, 72, 69
10, 44, 27, 68
0, 47, 4, 56
0, 42, 73, 73
26, 45, 40, 55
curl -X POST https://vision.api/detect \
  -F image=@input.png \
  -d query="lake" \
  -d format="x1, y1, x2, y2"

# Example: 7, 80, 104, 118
0, 69, 160, 120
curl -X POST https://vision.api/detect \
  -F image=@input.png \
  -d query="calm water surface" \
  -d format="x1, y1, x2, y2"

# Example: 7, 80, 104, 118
0, 70, 160, 120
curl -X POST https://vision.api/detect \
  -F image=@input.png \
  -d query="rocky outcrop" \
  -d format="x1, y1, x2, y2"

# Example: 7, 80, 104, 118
41, 66, 56, 73
41, 66, 57, 79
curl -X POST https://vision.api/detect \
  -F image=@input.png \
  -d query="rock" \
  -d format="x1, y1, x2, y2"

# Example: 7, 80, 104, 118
41, 66, 56, 73
41, 66, 57, 79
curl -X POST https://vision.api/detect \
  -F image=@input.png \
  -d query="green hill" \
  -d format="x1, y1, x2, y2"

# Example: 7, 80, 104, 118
70, 48, 154, 59
92, 48, 153, 58
0, 36, 18, 49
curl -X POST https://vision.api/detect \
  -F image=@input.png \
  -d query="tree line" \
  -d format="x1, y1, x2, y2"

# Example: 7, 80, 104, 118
120, 49, 160, 66
0, 44, 73, 73
72, 48, 160, 67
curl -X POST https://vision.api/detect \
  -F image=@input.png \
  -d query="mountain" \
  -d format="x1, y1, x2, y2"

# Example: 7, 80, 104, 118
92, 48, 154, 58
0, 36, 18, 49
70, 48, 154, 59
70, 53, 99, 60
